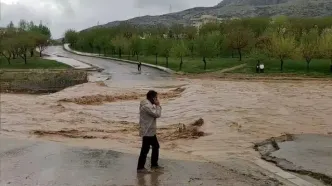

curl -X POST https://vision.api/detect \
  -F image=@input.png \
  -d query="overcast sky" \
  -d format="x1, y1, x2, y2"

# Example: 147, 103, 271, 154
0, 0, 220, 38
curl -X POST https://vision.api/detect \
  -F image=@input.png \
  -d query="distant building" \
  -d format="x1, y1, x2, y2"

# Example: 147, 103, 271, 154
190, 15, 242, 28
190, 15, 223, 28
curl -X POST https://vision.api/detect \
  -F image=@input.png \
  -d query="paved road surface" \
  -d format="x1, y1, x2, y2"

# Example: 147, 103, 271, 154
271, 134, 332, 183
0, 137, 281, 186
44, 46, 171, 83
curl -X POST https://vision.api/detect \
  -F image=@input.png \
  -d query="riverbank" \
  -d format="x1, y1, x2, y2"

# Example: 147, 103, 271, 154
0, 57, 70, 69
0, 69, 88, 93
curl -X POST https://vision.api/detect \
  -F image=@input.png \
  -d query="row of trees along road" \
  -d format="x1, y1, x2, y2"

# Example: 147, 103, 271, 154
64, 16, 332, 72
0, 20, 51, 64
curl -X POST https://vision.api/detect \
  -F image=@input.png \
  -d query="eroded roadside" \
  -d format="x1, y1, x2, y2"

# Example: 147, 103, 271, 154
255, 134, 332, 185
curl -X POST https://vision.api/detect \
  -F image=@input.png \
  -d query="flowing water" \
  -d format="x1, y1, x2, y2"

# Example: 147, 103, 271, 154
1, 77, 331, 163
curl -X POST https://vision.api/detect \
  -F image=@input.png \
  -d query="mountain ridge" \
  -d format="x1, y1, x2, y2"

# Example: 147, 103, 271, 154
86, 0, 332, 30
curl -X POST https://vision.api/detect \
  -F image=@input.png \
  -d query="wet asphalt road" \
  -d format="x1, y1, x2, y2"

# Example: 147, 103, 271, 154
271, 134, 332, 180
0, 137, 280, 186
44, 46, 171, 83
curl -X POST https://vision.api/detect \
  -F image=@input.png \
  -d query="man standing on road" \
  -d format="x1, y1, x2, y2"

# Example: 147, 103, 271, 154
137, 90, 163, 173
138, 61, 142, 72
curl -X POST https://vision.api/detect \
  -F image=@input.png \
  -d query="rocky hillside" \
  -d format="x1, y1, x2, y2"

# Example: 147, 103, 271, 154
92, 0, 332, 29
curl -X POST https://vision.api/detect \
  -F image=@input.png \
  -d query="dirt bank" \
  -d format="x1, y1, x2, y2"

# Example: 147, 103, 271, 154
31, 118, 206, 142
178, 72, 332, 82
0, 69, 87, 93
58, 87, 185, 105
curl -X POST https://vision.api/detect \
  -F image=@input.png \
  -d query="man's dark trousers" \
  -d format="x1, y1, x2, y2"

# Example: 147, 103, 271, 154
137, 135, 159, 169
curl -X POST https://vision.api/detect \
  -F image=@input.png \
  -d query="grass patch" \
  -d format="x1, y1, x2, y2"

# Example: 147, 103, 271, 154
0, 57, 70, 69
231, 58, 332, 77
108, 55, 245, 73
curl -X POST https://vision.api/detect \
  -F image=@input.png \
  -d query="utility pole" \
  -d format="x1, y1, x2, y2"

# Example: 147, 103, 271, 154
169, 4, 172, 13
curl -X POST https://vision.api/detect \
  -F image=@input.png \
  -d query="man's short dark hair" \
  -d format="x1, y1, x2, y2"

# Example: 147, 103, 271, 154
147, 90, 158, 100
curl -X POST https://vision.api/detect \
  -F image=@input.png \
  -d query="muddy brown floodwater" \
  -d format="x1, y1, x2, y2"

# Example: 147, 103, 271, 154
1, 78, 332, 163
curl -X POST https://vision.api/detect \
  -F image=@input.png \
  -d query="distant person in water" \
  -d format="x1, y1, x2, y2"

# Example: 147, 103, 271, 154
137, 90, 163, 173
138, 62, 142, 72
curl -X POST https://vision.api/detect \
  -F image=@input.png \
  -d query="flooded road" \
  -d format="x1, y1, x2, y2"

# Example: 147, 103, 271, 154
1, 78, 331, 163
44, 46, 171, 85
1, 46, 332, 185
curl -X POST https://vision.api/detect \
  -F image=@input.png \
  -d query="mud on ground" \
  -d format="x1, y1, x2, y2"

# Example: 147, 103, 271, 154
58, 87, 185, 105
32, 118, 206, 143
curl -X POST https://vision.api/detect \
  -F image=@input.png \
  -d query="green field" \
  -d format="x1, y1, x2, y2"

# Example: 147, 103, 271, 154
0, 57, 70, 69
71, 47, 332, 76
230, 58, 332, 76
107, 55, 246, 73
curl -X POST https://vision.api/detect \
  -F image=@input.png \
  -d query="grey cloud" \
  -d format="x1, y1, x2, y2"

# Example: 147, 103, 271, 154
134, 0, 188, 10
0, 3, 52, 26
51, 0, 76, 17
0, 0, 219, 38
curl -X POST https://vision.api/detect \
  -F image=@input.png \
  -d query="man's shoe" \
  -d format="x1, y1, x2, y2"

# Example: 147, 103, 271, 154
151, 165, 164, 171
137, 168, 152, 174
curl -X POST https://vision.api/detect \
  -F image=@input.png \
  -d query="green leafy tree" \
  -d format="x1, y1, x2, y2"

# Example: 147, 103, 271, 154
241, 18, 271, 37
271, 16, 291, 35
183, 26, 197, 40
0, 38, 13, 64
225, 25, 254, 61
106, 38, 115, 56
269, 32, 297, 71
34, 33, 49, 57
320, 28, 332, 72
150, 24, 168, 37
112, 35, 126, 58
18, 19, 28, 31
37, 22, 51, 38
250, 47, 268, 67
187, 39, 196, 58
199, 22, 220, 36
64, 29, 79, 47
123, 38, 131, 59
183, 26, 197, 57
93, 36, 105, 55
299, 28, 320, 72
169, 24, 184, 39
130, 36, 143, 61
7, 21, 15, 29
144, 36, 160, 64
171, 40, 189, 71
250, 36, 271, 66
76, 37, 86, 51
159, 39, 173, 68
17, 32, 36, 64
196, 33, 219, 70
